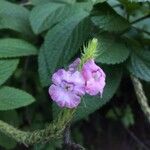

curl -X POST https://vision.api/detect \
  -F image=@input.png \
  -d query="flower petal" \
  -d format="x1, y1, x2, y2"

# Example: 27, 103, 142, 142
52, 69, 68, 85
68, 58, 81, 73
49, 84, 81, 108
82, 59, 106, 96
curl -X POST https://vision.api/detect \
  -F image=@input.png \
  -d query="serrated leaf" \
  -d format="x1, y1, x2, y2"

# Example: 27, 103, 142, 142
96, 34, 130, 64
91, 3, 130, 32
0, 38, 37, 58
0, 86, 35, 110
0, 1, 32, 35
0, 59, 19, 86
74, 66, 122, 121
39, 12, 91, 87
127, 50, 150, 82
30, 2, 92, 34
0, 110, 20, 149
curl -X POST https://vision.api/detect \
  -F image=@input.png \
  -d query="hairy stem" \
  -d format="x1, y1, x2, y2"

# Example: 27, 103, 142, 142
130, 75, 150, 122
0, 109, 75, 145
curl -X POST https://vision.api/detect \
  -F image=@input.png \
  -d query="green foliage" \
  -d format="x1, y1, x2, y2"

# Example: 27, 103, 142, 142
0, 59, 19, 86
90, 0, 106, 4
30, 2, 93, 34
127, 49, 150, 82
39, 11, 91, 86
0, 86, 35, 110
0, 38, 37, 58
107, 106, 134, 127
30, 2, 65, 34
0, 0, 32, 35
96, 34, 130, 64
0, 110, 20, 149
0, 0, 149, 148
31, 0, 76, 5
91, 3, 130, 32
121, 106, 134, 127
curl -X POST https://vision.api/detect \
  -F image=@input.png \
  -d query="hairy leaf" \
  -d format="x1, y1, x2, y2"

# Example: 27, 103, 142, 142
0, 38, 37, 58
91, 3, 130, 32
0, 1, 32, 35
0, 86, 35, 110
39, 11, 91, 86
127, 50, 150, 82
30, 2, 65, 34
31, 0, 76, 5
0, 59, 19, 86
30, 2, 92, 34
96, 34, 130, 64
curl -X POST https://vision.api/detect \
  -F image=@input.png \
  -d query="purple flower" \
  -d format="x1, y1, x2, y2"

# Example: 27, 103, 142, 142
49, 69, 85, 108
68, 58, 81, 73
82, 59, 106, 96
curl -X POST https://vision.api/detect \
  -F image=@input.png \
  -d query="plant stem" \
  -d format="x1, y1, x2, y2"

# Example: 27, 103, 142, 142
130, 75, 150, 123
0, 109, 75, 145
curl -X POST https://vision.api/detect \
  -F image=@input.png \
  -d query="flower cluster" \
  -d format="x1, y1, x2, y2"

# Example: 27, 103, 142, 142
49, 58, 106, 108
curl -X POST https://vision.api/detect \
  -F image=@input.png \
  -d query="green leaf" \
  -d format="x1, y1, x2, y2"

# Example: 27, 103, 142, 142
38, 46, 50, 87
0, 86, 35, 110
0, 1, 32, 35
96, 34, 130, 64
30, 2, 65, 34
121, 106, 134, 127
127, 49, 150, 82
39, 12, 91, 86
31, 0, 76, 5
0, 110, 20, 149
0, 59, 19, 86
90, 0, 106, 4
74, 66, 122, 121
30, 2, 92, 34
31, 0, 51, 5
0, 38, 37, 58
91, 3, 130, 32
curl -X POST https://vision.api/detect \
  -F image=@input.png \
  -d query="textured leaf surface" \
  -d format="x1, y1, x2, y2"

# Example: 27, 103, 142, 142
0, 59, 19, 86
96, 34, 130, 64
30, 2, 65, 34
39, 11, 90, 86
74, 66, 122, 121
0, 1, 32, 34
0, 110, 20, 149
91, 3, 130, 32
30, 2, 92, 34
127, 50, 150, 82
0, 38, 37, 58
0, 86, 35, 110
31, 0, 76, 5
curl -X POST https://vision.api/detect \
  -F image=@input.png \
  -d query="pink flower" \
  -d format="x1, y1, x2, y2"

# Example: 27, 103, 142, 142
82, 59, 106, 96
68, 58, 81, 73
49, 69, 85, 108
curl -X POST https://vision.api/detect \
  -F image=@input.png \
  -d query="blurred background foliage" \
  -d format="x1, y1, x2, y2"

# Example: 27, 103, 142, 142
0, 0, 150, 149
